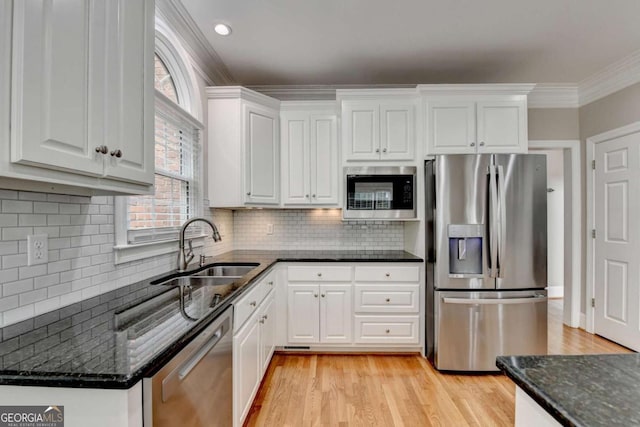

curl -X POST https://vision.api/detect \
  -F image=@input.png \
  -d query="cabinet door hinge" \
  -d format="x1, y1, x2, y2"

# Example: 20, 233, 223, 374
592, 160, 596, 170
592, 229, 596, 239
591, 298, 595, 308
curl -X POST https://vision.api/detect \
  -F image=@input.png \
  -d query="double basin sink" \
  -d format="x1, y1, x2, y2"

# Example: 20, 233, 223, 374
150, 263, 260, 287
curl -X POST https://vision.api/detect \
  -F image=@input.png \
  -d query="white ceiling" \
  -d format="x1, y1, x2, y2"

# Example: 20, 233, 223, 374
181, 0, 640, 86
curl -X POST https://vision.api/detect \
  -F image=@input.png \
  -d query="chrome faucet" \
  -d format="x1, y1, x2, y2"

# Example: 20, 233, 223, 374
177, 217, 222, 272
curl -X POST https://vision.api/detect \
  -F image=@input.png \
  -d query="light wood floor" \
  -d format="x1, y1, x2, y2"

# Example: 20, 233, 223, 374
245, 300, 631, 427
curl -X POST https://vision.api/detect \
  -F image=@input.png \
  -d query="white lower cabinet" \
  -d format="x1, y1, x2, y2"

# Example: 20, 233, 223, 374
287, 283, 352, 344
285, 263, 421, 348
232, 271, 277, 427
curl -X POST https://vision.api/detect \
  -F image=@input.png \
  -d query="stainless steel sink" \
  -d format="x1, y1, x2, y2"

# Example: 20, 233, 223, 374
150, 263, 259, 286
192, 263, 259, 278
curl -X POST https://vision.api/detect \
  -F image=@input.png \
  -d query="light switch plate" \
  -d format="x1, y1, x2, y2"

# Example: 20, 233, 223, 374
27, 234, 48, 266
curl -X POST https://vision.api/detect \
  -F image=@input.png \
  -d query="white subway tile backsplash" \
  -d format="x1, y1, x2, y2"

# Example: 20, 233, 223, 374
0, 295, 19, 311
34, 202, 59, 214
0, 214, 18, 227
18, 288, 47, 305
19, 214, 47, 226
0, 190, 18, 200
3, 279, 34, 296
1, 200, 33, 213
2, 227, 33, 241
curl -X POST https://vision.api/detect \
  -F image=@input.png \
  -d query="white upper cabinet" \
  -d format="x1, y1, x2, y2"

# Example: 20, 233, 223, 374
421, 84, 534, 155
207, 87, 280, 207
339, 90, 417, 162
281, 102, 339, 206
1, 0, 154, 195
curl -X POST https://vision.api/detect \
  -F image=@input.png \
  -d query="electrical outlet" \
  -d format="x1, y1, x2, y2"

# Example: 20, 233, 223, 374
27, 234, 48, 266
266, 224, 274, 235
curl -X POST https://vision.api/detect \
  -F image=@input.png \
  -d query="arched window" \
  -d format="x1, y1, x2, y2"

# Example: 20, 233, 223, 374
116, 22, 204, 258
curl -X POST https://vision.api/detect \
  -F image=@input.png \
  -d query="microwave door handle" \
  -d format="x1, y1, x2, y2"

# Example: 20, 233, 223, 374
488, 165, 498, 278
496, 164, 507, 278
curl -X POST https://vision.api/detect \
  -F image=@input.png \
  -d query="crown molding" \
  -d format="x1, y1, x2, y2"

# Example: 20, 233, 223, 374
578, 49, 640, 107
248, 84, 416, 101
280, 100, 338, 112
527, 84, 579, 108
417, 83, 535, 96
205, 86, 281, 109
156, 0, 234, 86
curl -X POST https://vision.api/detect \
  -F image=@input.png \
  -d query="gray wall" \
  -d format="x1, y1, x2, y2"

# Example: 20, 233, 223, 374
528, 108, 580, 140
578, 81, 640, 314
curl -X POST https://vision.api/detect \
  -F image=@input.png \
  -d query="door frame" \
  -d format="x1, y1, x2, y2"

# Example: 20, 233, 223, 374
586, 121, 640, 333
529, 140, 581, 328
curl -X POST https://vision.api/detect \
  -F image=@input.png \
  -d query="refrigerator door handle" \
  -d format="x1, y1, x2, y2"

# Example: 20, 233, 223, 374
442, 296, 547, 305
488, 165, 499, 278
496, 164, 507, 278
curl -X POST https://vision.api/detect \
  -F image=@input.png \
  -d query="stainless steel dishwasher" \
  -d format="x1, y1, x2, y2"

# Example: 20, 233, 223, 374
143, 306, 233, 427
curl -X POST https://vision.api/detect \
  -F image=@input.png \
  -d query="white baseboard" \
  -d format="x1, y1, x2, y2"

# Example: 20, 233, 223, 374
547, 286, 564, 298
579, 313, 586, 330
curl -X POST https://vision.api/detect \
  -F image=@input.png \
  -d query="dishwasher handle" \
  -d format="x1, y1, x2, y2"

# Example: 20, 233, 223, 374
442, 296, 547, 305
161, 312, 231, 403
178, 327, 223, 381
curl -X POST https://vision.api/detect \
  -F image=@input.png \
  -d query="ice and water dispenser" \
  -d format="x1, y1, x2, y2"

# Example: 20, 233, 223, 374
448, 224, 484, 278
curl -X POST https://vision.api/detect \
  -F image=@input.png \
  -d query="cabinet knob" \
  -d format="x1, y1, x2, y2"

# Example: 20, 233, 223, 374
385, 298, 391, 303
385, 329, 390, 334
382, 148, 387, 153
268, 281, 274, 286
110, 149, 122, 158
312, 194, 316, 198
479, 141, 485, 147
246, 192, 251, 196
259, 319, 265, 324
385, 272, 390, 277
250, 301, 257, 307
375, 148, 380, 153
470, 142, 476, 147
305, 194, 309, 198
314, 293, 318, 298
317, 272, 322, 277
263, 314, 268, 320
95, 145, 108, 154
321, 293, 326, 298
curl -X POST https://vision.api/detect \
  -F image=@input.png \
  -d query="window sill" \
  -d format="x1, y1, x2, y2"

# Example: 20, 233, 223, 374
114, 235, 206, 265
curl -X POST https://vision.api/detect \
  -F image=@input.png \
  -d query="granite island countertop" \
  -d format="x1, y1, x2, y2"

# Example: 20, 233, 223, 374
497, 353, 640, 427
0, 250, 422, 389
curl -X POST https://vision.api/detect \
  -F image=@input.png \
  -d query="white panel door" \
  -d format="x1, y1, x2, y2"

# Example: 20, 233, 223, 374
233, 314, 261, 427
320, 284, 352, 343
281, 112, 310, 204
477, 100, 527, 153
380, 102, 415, 160
594, 131, 640, 351
11, 0, 103, 176
103, 0, 154, 185
260, 293, 276, 374
310, 114, 338, 205
343, 102, 380, 161
426, 100, 476, 154
244, 104, 279, 204
287, 284, 320, 343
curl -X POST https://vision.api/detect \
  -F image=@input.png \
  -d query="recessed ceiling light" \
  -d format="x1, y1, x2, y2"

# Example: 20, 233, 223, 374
214, 23, 232, 36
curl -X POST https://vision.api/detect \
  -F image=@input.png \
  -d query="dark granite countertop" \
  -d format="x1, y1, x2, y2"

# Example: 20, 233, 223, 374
497, 354, 640, 427
0, 250, 421, 389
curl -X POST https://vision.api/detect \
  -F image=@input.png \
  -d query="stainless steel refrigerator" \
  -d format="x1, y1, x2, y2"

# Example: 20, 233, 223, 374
425, 154, 548, 371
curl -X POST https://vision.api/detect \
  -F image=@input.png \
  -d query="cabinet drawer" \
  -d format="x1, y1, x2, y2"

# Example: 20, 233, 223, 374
354, 284, 419, 313
354, 266, 419, 282
234, 282, 265, 332
288, 266, 352, 282
354, 315, 419, 344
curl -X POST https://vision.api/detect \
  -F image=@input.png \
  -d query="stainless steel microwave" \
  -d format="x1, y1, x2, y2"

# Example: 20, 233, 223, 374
344, 166, 417, 219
